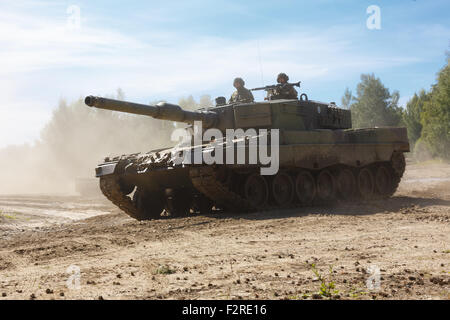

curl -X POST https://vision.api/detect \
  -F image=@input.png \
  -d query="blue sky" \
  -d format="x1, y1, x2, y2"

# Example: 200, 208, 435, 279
0, 0, 449, 147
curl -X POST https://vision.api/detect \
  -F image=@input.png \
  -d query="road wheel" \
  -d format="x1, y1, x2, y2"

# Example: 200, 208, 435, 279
165, 188, 193, 217
336, 168, 356, 200
295, 170, 316, 205
375, 165, 392, 197
192, 194, 214, 215
271, 172, 295, 207
244, 173, 269, 209
118, 178, 135, 195
132, 188, 164, 220
316, 169, 336, 202
357, 168, 375, 200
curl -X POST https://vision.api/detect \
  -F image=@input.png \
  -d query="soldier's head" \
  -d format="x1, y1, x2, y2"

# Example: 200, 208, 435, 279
277, 73, 289, 84
233, 77, 245, 89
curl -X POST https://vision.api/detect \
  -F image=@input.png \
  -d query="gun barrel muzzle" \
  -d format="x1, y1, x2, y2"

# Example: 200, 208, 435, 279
85, 95, 98, 107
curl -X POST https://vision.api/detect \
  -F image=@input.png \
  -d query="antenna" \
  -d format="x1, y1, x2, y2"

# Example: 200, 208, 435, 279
256, 39, 265, 86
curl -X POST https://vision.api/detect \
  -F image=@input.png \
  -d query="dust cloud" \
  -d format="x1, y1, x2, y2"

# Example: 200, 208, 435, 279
0, 91, 212, 195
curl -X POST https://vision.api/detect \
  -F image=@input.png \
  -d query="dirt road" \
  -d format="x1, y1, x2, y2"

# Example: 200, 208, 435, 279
0, 162, 449, 300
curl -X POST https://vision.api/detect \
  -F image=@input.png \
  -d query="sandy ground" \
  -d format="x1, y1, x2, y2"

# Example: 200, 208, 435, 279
0, 161, 449, 300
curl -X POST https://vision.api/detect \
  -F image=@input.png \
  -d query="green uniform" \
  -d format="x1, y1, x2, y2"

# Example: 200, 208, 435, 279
229, 87, 254, 103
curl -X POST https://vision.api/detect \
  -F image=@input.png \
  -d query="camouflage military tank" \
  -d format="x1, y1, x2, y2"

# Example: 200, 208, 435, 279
84, 90, 409, 220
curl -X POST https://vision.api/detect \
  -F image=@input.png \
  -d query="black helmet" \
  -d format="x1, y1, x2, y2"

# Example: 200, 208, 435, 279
233, 77, 245, 86
215, 96, 226, 106
277, 73, 289, 83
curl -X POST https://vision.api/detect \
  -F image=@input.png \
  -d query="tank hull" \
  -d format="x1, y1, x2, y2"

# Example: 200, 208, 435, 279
95, 127, 409, 220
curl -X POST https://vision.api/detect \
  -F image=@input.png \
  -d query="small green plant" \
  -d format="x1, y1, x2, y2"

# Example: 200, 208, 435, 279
0, 209, 18, 220
301, 293, 310, 299
309, 263, 339, 299
154, 265, 175, 275
348, 286, 368, 299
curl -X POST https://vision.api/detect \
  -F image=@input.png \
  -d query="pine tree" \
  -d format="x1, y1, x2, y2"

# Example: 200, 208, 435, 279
420, 59, 450, 159
403, 90, 431, 147
350, 74, 402, 128
341, 87, 352, 109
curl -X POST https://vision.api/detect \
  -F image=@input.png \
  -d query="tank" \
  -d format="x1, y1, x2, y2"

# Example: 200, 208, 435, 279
84, 92, 409, 220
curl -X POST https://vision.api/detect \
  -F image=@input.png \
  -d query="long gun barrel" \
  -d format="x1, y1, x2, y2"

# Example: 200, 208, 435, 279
85, 96, 218, 128
251, 81, 301, 91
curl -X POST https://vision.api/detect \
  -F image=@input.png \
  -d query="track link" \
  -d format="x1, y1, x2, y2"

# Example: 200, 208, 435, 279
189, 166, 255, 212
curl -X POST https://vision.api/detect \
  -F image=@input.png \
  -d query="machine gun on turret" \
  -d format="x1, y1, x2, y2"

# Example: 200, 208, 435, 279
250, 81, 301, 92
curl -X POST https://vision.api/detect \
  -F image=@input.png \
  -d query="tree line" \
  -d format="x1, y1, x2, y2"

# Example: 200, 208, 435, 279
343, 57, 449, 161
0, 91, 213, 194
1, 59, 448, 194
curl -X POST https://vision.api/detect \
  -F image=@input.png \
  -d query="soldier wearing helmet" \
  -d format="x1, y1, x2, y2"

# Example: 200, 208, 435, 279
270, 73, 298, 100
229, 77, 254, 104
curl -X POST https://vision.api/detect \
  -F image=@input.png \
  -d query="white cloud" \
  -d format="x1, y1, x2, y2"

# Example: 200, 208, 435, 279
0, 1, 440, 147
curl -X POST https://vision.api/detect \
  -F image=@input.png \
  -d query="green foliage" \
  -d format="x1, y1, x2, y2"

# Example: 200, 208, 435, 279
0, 209, 18, 220
412, 137, 433, 161
420, 59, 450, 160
341, 87, 352, 109
178, 95, 213, 111
403, 90, 431, 147
348, 287, 368, 299
154, 265, 175, 275
350, 74, 403, 128
39, 91, 214, 178
39, 93, 173, 179
309, 263, 339, 299
0, 89, 212, 193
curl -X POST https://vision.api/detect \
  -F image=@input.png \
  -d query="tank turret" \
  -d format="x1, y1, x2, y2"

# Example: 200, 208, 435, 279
85, 94, 354, 132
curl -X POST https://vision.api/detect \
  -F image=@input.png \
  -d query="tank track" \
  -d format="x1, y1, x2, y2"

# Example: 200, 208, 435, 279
99, 153, 406, 219
390, 151, 406, 196
99, 175, 141, 220
190, 154, 406, 212
189, 166, 254, 211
